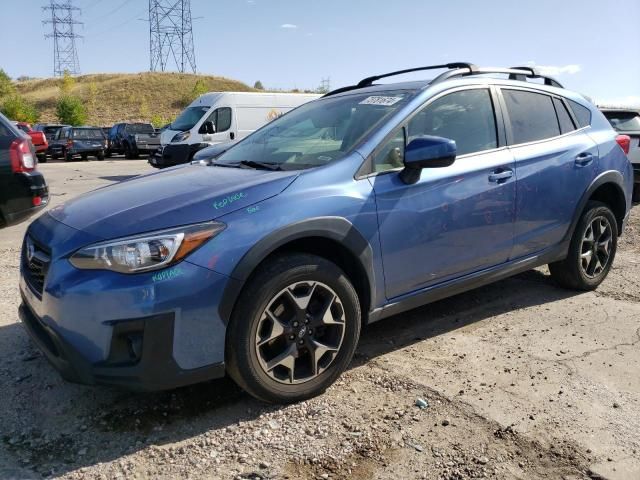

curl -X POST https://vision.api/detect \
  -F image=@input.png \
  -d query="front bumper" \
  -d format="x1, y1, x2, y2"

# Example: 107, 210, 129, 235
149, 143, 208, 168
19, 301, 224, 390
19, 216, 231, 390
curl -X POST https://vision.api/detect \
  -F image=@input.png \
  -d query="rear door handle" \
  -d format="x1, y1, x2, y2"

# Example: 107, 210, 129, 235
575, 152, 594, 166
488, 169, 514, 183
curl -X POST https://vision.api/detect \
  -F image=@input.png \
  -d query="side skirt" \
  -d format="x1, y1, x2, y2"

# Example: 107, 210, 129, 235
367, 242, 569, 324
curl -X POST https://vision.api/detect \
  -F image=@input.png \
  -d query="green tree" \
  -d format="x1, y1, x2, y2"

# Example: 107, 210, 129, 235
0, 69, 15, 98
1, 94, 39, 123
60, 70, 75, 95
56, 95, 87, 126
253, 80, 264, 90
150, 113, 168, 129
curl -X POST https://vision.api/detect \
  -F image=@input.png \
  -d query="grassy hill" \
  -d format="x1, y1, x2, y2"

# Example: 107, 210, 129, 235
14, 72, 255, 126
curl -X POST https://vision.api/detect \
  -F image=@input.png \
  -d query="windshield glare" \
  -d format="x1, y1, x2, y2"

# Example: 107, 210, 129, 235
215, 91, 410, 170
171, 106, 210, 131
604, 112, 640, 132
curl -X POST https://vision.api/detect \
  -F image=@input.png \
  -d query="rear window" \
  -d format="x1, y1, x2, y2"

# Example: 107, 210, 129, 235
553, 98, 576, 134
567, 99, 591, 128
503, 89, 561, 144
125, 123, 154, 134
73, 129, 104, 139
603, 111, 640, 132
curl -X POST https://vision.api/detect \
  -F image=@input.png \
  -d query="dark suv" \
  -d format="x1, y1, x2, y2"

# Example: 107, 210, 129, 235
0, 112, 49, 228
49, 126, 107, 161
107, 122, 160, 159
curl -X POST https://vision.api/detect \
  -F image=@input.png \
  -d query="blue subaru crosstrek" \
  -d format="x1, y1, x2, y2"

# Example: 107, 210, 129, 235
19, 64, 633, 403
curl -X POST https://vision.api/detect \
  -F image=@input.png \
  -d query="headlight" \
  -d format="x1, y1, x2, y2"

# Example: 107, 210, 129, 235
171, 131, 190, 143
69, 222, 225, 273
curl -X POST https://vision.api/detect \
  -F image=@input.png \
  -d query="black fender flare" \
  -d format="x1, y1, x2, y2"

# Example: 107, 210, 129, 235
218, 216, 376, 325
563, 170, 626, 242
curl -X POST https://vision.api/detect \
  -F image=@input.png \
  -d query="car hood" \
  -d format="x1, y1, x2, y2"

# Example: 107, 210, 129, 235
49, 165, 299, 239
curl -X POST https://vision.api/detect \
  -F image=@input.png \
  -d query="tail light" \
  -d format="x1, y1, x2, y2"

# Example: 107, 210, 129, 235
9, 138, 36, 173
616, 135, 631, 155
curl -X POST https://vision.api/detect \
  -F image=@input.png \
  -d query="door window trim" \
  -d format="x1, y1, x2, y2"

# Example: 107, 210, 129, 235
357, 85, 505, 179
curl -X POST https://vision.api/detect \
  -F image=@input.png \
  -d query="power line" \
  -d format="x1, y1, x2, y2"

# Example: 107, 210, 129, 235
149, 0, 197, 73
42, 1, 83, 77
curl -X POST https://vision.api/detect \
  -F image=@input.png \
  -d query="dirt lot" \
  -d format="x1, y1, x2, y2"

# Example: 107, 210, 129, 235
1, 159, 639, 480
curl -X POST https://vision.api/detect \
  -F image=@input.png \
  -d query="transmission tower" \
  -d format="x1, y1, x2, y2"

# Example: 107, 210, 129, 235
43, 1, 82, 77
149, 0, 197, 73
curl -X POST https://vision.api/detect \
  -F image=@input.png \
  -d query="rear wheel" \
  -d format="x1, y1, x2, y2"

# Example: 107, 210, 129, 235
226, 254, 361, 403
549, 201, 617, 290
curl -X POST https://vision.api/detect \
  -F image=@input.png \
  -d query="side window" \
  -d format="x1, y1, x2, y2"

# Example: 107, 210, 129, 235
216, 107, 232, 132
553, 98, 576, 134
373, 129, 405, 173
567, 99, 592, 128
503, 90, 560, 144
408, 89, 497, 156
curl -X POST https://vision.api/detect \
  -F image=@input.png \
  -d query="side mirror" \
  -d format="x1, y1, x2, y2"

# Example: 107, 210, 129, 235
199, 121, 216, 134
399, 135, 456, 184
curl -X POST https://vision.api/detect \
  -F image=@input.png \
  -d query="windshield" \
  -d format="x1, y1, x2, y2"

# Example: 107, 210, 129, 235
604, 111, 640, 132
73, 129, 104, 139
215, 91, 411, 170
171, 106, 210, 131
126, 123, 154, 134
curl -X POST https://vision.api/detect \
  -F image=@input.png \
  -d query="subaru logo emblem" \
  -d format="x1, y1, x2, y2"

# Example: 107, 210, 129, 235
297, 326, 307, 339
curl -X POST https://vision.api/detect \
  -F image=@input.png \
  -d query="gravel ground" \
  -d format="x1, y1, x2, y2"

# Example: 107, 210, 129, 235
1, 159, 639, 480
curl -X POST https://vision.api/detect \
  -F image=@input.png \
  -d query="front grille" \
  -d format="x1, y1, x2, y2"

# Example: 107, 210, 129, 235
23, 236, 51, 296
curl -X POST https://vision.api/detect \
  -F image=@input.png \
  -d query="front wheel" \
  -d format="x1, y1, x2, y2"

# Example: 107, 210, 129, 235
549, 201, 618, 290
226, 253, 361, 403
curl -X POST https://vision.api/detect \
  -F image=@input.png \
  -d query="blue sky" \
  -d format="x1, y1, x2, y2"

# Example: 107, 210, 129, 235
2, 0, 639, 105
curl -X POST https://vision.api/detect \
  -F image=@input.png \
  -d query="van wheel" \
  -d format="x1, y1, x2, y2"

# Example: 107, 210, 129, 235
226, 253, 361, 403
549, 201, 617, 291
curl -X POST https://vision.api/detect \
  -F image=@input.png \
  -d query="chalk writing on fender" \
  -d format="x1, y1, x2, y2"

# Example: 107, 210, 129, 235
152, 267, 184, 283
213, 192, 246, 210
246, 205, 260, 214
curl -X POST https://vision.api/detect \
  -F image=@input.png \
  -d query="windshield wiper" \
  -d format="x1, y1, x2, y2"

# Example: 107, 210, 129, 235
238, 160, 283, 171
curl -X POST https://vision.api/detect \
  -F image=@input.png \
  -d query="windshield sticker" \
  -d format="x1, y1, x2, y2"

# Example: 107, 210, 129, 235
152, 267, 184, 283
213, 192, 246, 210
359, 96, 403, 106
247, 205, 260, 214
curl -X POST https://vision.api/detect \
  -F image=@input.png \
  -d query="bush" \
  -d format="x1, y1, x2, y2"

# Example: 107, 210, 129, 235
150, 113, 169, 129
1, 94, 39, 123
56, 95, 87, 126
0, 68, 15, 98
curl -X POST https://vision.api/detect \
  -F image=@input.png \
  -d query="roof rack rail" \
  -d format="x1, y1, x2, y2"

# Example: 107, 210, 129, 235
431, 66, 564, 88
323, 62, 477, 97
323, 63, 564, 98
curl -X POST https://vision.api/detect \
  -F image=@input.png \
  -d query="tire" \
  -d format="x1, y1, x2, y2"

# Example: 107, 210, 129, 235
226, 253, 361, 403
81, 153, 88, 161
124, 144, 132, 159
37, 154, 47, 163
105, 150, 112, 158
97, 151, 105, 161
549, 201, 618, 291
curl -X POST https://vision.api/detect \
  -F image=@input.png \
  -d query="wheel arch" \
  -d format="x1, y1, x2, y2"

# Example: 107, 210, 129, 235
566, 171, 627, 240
219, 217, 376, 327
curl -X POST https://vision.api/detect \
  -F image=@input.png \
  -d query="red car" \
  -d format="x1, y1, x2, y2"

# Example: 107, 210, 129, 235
13, 122, 48, 162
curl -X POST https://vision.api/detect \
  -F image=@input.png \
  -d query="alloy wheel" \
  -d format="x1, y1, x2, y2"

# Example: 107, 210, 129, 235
580, 215, 613, 278
255, 281, 346, 385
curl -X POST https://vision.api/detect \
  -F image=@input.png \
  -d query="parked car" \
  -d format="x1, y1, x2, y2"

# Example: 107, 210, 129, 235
48, 126, 107, 161
0, 112, 48, 228
106, 122, 161, 159
32, 123, 70, 144
150, 92, 320, 168
19, 64, 633, 403
13, 122, 49, 162
600, 108, 640, 201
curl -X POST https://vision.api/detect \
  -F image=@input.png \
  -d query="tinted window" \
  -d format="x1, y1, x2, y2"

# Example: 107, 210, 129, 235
73, 129, 104, 139
408, 89, 497, 156
373, 129, 405, 172
567, 99, 591, 128
503, 90, 560, 144
553, 98, 576, 134
603, 111, 640, 132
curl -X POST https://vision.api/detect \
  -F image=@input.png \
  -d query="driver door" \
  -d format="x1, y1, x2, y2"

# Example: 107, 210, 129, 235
370, 87, 516, 299
200, 107, 234, 144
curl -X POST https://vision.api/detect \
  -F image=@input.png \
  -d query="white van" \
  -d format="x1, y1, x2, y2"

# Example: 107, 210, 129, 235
150, 91, 320, 168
